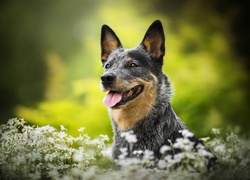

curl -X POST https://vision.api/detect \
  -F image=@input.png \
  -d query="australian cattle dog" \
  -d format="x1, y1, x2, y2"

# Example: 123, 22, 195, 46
100, 20, 216, 168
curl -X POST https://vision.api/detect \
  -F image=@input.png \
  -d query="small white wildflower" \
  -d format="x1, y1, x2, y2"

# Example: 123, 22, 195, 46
226, 131, 239, 144
39, 125, 55, 134
184, 142, 195, 152
119, 148, 128, 159
172, 153, 184, 164
57, 132, 67, 139
164, 154, 173, 161
48, 170, 59, 179
185, 151, 195, 160
212, 128, 221, 135
74, 147, 85, 162
78, 127, 85, 133
158, 159, 167, 169
200, 137, 210, 142
164, 155, 175, 168
117, 157, 141, 168
196, 143, 214, 158
209, 138, 221, 147
214, 144, 226, 155
60, 125, 67, 131
101, 147, 112, 158
47, 137, 54, 144
160, 145, 171, 154
16, 156, 26, 166
81, 166, 99, 180
34, 129, 43, 137
194, 158, 206, 169
7, 119, 15, 126
198, 148, 214, 158
99, 134, 109, 142
30, 171, 41, 180
143, 149, 154, 165
45, 154, 54, 162
173, 137, 194, 151
133, 150, 144, 155
173, 138, 186, 149
121, 131, 137, 143
179, 129, 194, 138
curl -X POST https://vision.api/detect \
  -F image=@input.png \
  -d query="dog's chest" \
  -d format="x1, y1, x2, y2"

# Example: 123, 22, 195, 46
112, 123, 165, 159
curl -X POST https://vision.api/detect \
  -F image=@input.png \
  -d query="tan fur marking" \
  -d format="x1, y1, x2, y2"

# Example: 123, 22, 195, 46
143, 32, 163, 58
101, 54, 109, 61
111, 73, 158, 130
102, 33, 119, 60
127, 57, 133, 61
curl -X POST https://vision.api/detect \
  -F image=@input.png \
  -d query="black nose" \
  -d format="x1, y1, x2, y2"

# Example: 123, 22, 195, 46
101, 73, 115, 85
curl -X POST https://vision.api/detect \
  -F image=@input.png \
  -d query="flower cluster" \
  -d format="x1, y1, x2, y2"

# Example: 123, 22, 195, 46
0, 118, 109, 179
0, 119, 250, 179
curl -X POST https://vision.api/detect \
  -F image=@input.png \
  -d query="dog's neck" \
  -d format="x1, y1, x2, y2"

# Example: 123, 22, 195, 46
110, 74, 172, 131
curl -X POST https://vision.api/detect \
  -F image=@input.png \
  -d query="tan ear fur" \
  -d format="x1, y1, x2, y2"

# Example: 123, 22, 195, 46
143, 32, 164, 59
141, 20, 165, 59
101, 25, 122, 61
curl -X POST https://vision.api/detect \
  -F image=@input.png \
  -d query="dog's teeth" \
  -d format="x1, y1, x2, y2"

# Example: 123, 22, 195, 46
127, 90, 133, 97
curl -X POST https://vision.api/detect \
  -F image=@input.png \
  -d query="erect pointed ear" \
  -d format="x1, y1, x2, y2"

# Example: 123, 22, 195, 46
141, 20, 165, 59
101, 24, 122, 62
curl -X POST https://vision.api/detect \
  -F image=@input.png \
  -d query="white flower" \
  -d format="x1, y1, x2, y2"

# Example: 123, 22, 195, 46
78, 127, 85, 133
200, 137, 210, 142
99, 134, 109, 142
158, 159, 167, 169
7, 119, 15, 126
214, 144, 226, 155
160, 145, 171, 154
172, 153, 184, 164
212, 128, 221, 135
179, 129, 194, 138
198, 149, 214, 158
133, 150, 144, 155
101, 147, 112, 158
57, 132, 67, 139
143, 149, 154, 162
173, 137, 194, 151
47, 137, 54, 144
121, 131, 137, 143
74, 147, 85, 162
60, 125, 67, 131
118, 148, 128, 159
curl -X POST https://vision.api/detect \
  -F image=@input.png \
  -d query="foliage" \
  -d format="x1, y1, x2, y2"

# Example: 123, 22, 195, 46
1, 119, 250, 179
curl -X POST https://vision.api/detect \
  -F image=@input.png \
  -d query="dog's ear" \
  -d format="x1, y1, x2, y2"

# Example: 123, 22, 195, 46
141, 20, 165, 59
101, 25, 122, 63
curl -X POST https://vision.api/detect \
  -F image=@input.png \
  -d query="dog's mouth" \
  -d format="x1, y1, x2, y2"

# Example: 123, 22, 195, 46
103, 85, 144, 108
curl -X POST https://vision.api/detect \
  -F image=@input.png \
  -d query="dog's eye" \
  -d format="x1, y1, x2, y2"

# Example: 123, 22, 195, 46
104, 63, 110, 69
130, 63, 138, 67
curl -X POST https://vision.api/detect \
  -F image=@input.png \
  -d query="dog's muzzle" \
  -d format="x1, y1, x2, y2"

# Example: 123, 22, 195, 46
100, 73, 144, 108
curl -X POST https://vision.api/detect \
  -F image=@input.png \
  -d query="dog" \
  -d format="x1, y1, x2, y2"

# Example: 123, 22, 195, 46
100, 20, 216, 168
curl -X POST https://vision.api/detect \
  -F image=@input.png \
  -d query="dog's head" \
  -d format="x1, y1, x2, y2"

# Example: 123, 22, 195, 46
100, 20, 165, 109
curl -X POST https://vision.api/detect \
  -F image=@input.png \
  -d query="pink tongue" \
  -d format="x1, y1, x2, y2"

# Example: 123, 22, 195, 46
103, 91, 122, 108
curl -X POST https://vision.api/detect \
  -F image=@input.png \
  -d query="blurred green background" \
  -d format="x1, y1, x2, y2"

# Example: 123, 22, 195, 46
0, 0, 249, 138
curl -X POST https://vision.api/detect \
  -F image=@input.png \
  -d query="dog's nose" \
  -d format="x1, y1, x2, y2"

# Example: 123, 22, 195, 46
101, 73, 115, 85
